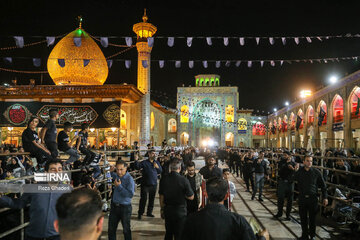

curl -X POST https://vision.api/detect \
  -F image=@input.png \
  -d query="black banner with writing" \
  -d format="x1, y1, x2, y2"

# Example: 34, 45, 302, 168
0, 101, 121, 128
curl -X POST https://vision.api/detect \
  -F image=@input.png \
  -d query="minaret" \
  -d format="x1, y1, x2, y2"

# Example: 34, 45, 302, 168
133, 9, 157, 146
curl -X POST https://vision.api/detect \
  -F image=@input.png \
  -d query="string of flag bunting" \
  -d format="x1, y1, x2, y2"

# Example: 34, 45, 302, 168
1, 54, 359, 72
1, 33, 360, 51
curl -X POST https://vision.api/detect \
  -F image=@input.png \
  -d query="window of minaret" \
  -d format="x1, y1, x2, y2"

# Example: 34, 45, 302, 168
225, 105, 234, 122
151, 112, 155, 130
120, 109, 127, 129
180, 105, 189, 123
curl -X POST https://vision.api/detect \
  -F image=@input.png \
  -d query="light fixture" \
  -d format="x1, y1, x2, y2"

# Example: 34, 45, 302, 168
7, 127, 13, 131
285, 101, 289, 106
300, 90, 312, 98
273, 108, 277, 112
329, 75, 338, 84
90, 128, 95, 132
111, 127, 117, 132
208, 139, 215, 147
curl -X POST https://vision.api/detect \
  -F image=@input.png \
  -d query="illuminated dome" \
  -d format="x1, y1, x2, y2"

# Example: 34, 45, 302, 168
47, 28, 108, 85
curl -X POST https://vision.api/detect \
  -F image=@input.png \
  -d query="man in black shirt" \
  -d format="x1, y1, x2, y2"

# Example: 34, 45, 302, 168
251, 152, 268, 201
22, 116, 52, 165
181, 177, 258, 240
199, 155, 222, 180
242, 152, 255, 192
57, 122, 79, 169
185, 161, 202, 215
274, 151, 296, 220
294, 155, 328, 240
40, 109, 59, 159
159, 158, 194, 240
76, 123, 96, 165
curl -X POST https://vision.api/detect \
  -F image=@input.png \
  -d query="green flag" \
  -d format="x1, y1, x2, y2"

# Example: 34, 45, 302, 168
356, 95, 360, 116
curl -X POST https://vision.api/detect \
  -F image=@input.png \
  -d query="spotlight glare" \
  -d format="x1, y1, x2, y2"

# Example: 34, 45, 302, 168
273, 108, 277, 112
329, 76, 338, 84
285, 101, 289, 106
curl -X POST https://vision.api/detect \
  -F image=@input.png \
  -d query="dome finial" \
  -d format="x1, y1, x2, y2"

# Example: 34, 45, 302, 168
142, 9, 148, 22
77, 15, 83, 29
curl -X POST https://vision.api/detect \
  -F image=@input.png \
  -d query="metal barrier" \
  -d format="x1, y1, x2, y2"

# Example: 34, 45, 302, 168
227, 148, 360, 225
0, 145, 167, 239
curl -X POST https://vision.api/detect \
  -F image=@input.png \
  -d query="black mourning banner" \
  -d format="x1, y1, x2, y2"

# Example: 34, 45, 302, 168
1, 101, 121, 128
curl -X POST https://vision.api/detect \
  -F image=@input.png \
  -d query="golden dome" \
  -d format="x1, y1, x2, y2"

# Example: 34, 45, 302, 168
47, 28, 108, 85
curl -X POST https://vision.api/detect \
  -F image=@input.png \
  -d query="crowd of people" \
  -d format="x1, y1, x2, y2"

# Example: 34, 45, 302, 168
0, 112, 360, 239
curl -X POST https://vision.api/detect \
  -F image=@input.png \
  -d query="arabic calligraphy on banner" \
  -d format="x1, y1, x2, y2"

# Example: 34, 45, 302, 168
38, 105, 98, 125
0, 101, 121, 128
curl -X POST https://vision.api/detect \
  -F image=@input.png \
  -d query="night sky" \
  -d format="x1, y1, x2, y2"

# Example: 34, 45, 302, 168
1, 0, 360, 114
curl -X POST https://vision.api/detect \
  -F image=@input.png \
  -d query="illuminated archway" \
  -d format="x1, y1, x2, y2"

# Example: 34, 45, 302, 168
307, 105, 314, 125
283, 115, 288, 132
350, 86, 360, 119
252, 122, 265, 135
317, 101, 327, 125
120, 109, 126, 129
168, 118, 177, 132
180, 105, 189, 123
297, 109, 304, 129
150, 112, 155, 130
290, 112, 295, 130
332, 95, 344, 123
225, 105, 234, 122
225, 132, 234, 146
180, 132, 189, 145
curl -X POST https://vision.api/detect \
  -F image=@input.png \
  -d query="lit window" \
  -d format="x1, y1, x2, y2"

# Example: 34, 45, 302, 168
180, 105, 189, 123
168, 118, 177, 132
225, 105, 234, 122
151, 112, 155, 130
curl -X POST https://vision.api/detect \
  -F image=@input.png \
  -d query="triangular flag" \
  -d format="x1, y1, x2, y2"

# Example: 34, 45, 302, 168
269, 37, 274, 45
58, 59, 65, 67
317, 37, 322, 41
225, 61, 230, 67
280, 60, 284, 66
223, 37, 229, 46
4, 57, 12, 64
235, 61, 241, 67
100, 37, 108, 47
239, 37, 245, 46
271, 60, 275, 67
159, 60, 164, 68
73, 37, 81, 47
202, 61, 208, 68
125, 37, 132, 47
147, 37, 154, 47
206, 37, 212, 46
107, 60, 113, 68
281, 37, 286, 45
14, 36, 24, 48
125, 60, 131, 69
248, 61, 252, 68
294, 37, 299, 45
260, 61, 264, 67
83, 59, 90, 67
188, 60, 194, 69
33, 58, 41, 67
215, 61, 221, 68
167, 37, 175, 47
46, 37, 55, 47
142, 60, 148, 68
175, 61, 181, 68
187, 37, 193, 47
306, 37, 312, 43
256, 37, 260, 45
